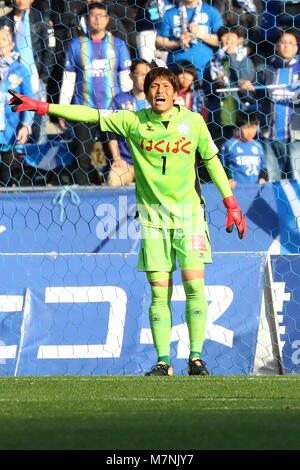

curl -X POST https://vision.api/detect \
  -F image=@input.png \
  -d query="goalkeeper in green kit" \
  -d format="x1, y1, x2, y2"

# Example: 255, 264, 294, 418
8, 67, 246, 377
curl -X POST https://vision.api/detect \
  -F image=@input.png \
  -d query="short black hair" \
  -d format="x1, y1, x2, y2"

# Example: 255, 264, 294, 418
173, 60, 198, 81
87, 2, 109, 15
236, 111, 260, 128
275, 27, 300, 45
144, 67, 180, 95
217, 25, 246, 41
130, 59, 152, 74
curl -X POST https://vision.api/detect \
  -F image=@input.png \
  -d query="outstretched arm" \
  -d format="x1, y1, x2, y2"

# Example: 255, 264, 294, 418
8, 90, 99, 123
49, 104, 99, 123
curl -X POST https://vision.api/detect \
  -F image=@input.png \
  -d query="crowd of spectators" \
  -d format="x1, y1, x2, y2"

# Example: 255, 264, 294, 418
0, 0, 300, 187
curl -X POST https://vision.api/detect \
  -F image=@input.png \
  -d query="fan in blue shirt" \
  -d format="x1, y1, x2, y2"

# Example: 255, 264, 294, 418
155, 0, 222, 79
220, 112, 268, 189
0, 27, 34, 187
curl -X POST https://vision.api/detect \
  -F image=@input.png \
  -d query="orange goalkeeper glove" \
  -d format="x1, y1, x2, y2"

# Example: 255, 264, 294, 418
223, 195, 247, 239
8, 89, 49, 115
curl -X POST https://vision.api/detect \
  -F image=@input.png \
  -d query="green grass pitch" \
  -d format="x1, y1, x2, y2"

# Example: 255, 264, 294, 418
0, 375, 300, 450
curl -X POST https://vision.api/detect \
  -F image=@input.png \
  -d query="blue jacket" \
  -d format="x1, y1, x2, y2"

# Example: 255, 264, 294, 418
0, 56, 34, 150
255, 55, 300, 141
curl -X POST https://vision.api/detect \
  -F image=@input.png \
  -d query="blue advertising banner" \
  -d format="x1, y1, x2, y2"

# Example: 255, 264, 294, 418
0, 252, 266, 376
0, 182, 299, 376
273, 181, 300, 254
271, 255, 300, 374
0, 183, 281, 255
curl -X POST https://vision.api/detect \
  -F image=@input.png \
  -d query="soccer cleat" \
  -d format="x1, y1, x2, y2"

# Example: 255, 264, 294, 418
145, 362, 174, 376
188, 358, 209, 376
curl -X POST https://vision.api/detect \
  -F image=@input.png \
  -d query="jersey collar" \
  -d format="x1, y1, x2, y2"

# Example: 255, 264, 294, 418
147, 105, 181, 122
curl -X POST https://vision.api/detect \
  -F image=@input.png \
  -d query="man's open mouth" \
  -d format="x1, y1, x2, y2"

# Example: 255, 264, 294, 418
155, 97, 166, 103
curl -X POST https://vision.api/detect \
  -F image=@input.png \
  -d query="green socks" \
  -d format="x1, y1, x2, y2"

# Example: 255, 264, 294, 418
183, 279, 208, 360
149, 284, 173, 366
148, 279, 208, 366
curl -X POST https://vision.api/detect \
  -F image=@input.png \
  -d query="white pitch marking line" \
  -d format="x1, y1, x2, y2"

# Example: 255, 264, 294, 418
0, 397, 297, 403
4, 376, 300, 382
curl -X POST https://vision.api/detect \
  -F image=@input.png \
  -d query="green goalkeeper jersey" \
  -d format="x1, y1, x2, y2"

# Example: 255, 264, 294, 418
99, 105, 218, 228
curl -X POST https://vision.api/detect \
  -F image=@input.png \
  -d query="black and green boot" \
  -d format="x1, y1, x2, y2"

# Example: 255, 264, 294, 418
188, 358, 209, 376
145, 362, 174, 376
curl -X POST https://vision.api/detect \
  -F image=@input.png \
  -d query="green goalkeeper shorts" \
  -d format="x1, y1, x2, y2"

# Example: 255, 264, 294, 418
138, 224, 212, 272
